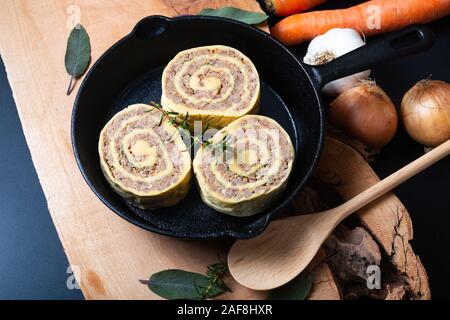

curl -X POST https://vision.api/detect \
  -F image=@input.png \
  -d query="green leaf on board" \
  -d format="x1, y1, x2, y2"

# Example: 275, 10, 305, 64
141, 269, 225, 300
198, 7, 268, 25
267, 274, 313, 300
65, 24, 91, 95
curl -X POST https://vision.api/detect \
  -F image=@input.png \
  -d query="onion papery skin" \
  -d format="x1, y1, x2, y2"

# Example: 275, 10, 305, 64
193, 115, 295, 217
401, 80, 450, 148
161, 45, 261, 129
98, 104, 192, 209
329, 82, 398, 149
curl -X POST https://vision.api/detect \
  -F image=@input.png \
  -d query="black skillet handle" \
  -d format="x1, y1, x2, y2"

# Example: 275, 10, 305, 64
132, 15, 171, 39
307, 24, 435, 89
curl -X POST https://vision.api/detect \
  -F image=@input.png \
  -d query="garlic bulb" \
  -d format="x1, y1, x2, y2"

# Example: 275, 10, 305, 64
303, 28, 371, 96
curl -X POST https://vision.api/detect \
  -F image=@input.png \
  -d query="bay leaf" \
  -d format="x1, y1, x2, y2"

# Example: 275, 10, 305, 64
198, 7, 268, 25
144, 269, 225, 300
65, 24, 91, 95
267, 274, 313, 300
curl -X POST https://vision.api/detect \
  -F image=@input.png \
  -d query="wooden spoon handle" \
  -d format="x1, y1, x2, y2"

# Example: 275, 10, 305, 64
337, 140, 450, 220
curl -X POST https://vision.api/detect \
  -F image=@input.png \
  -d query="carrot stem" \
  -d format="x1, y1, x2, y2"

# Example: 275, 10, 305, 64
266, 0, 327, 16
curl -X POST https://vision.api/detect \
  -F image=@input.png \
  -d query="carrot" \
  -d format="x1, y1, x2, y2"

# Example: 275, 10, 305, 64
265, 0, 327, 16
271, 0, 450, 46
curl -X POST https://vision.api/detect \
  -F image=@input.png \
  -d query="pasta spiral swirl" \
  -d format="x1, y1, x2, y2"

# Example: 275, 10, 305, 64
99, 104, 191, 209
193, 115, 294, 217
161, 45, 260, 129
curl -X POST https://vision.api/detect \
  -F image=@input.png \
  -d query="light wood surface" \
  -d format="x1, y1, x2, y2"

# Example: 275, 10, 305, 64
228, 140, 450, 291
0, 0, 424, 300
0, 0, 268, 300
0, 0, 337, 300
317, 137, 430, 299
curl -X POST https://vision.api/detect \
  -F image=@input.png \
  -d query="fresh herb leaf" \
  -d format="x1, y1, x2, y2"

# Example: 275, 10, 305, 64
141, 261, 229, 300
65, 24, 91, 95
158, 113, 164, 126
147, 101, 230, 159
150, 102, 162, 109
198, 7, 268, 25
201, 261, 229, 298
140, 269, 224, 300
267, 274, 313, 300
202, 123, 210, 136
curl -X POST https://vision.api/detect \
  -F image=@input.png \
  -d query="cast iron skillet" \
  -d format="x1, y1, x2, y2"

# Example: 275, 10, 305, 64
72, 16, 434, 239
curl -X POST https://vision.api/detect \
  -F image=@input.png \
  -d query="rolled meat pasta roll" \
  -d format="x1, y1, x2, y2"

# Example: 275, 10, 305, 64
98, 104, 191, 209
193, 115, 295, 217
161, 45, 260, 129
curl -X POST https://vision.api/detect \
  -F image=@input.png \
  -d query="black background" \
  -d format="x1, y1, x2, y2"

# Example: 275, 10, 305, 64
0, 57, 83, 299
0, 0, 449, 299
267, 0, 450, 299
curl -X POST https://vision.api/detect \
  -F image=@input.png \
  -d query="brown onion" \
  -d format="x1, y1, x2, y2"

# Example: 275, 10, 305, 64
329, 80, 398, 149
401, 80, 450, 147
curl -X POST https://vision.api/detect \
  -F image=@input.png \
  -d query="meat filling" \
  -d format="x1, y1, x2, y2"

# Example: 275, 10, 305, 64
164, 47, 259, 112
197, 117, 294, 200
100, 107, 188, 193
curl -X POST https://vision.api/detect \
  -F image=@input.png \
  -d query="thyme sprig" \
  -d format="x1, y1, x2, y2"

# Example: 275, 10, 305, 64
146, 101, 233, 155
147, 101, 187, 130
140, 258, 230, 300
195, 261, 230, 299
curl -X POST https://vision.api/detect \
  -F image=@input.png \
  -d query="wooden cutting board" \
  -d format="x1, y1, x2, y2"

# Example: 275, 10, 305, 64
0, 0, 337, 300
0, 0, 430, 300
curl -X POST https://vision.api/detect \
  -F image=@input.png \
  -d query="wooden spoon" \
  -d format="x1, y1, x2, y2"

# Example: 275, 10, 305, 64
228, 140, 450, 291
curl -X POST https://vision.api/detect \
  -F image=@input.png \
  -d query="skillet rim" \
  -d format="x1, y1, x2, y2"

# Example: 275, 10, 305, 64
71, 15, 326, 239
